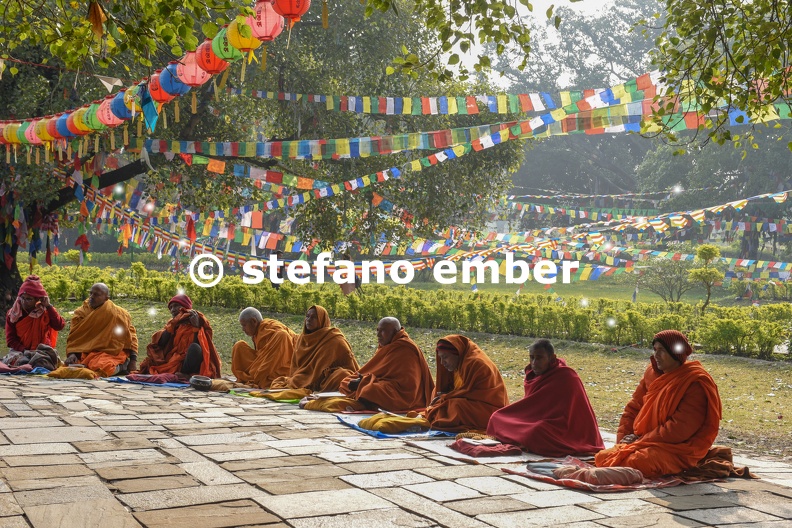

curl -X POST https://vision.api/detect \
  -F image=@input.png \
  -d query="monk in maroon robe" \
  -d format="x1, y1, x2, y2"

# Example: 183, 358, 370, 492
487, 339, 604, 457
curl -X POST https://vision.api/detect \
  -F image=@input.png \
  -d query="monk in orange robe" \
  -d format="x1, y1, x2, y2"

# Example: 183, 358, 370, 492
5, 275, 65, 353
65, 283, 138, 377
424, 335, 509, 432
139, 294, 221, 378
303, 317, 434, 412
595, 330, 722, 478
269, 305, 358, 393
231, 307, 295, 388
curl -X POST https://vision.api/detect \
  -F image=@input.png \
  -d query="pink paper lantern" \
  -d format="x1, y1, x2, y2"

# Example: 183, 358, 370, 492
249, 0, 284, 42
176, 51, 211, 87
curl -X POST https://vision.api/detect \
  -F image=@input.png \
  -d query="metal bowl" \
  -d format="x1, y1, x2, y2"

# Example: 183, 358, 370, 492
189, 375, 212, 391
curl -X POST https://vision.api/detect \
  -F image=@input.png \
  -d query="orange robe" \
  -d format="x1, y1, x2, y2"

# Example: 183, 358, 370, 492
424, 335, 509, 432
595, 360, 722, 478
5, 306, 64, 351
339, 329, 435, 412
140, 309, 221, 378
66, 300, 138, 377
232, 319, 296, 388
269, 305, 359, 392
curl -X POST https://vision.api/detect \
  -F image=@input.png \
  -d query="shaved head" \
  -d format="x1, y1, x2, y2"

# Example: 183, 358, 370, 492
376, 317, 402, 347
239, 307, 263, 323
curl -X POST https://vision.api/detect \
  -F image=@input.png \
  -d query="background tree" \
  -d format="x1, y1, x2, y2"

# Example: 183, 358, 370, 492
638, 258, 695, 303
688, 244, 723, 313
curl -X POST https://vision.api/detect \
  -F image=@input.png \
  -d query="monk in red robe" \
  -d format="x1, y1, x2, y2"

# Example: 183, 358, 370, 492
231, 307, 295, 388
269, 305, 359, 393
65, 283, 138, 377
424, 335, 509, 432
304, 317, 434, 412
595, 330, 723, 478
487, 339, 604, 456
5, 275, 65, 352
139, 294, 221, 378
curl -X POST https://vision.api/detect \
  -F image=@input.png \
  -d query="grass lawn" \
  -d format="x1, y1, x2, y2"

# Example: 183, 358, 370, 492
49, 299, 792, 458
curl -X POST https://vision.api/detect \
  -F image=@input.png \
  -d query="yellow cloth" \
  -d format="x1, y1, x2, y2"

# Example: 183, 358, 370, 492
46, 366, 99, 380
303, 397, 366, 412
249, 388, 311, 401
358, 413, 431, 434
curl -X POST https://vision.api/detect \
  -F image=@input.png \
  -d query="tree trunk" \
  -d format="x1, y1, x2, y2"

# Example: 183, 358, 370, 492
0, 241, 22, 325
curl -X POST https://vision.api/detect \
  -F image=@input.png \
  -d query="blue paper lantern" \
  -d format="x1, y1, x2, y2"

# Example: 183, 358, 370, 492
159, 62, 191, 96
111, 90, 133, 120
56, 112, 75, 138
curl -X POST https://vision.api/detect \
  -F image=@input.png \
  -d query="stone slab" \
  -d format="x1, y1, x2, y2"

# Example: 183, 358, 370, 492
14, 484, 115, 507
132, 499, 280, 528
0, 418, 64, 430
78, 449, 168, 465
0, 443, 76, 457
260, 488, 393, 518
337, 458, 443, 474
340, 470, 434, 489
72, 438, 155, 453
179, 461, 242, 485
4, 427, 109, 444
0, 517, 30, 528
288, 508, 435, 528
256, 477, 353, 495
510, 489, 601, 508
594, 513, 703, 528
403, 481, 483, 502
173, 432, 276, 446
372, 487, 492, 528
454, 476, 533, 496
94, 464, 187, 481
478, 505, 604, 527
7, 475, 104, 492
118, 483, 266, 511
1, 455, 83, 467
646, 494, 738, 511
0, 493, 23, 517
1, 465, 92, 481
415, 465, 504, 479
23, 498, 141, 528
109, 476, 201, 494
237, 464, 350, 485
219, 455, 321, 472
445, 496, 535, 516
676, 506, 782, 525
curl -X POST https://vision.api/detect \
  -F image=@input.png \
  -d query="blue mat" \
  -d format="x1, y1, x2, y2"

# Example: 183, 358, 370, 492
336, 413, 455, 439
0, 366, 51, 375
102, 376, 189, 388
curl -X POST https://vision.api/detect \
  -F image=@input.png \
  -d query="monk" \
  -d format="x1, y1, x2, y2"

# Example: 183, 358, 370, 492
139, 294, 221, 378
269, 305, 359, 393
5, 275, 65, 352
231, 307, 295, 388
303, 317, 434, 412
595, 330, 722, 478
424, 335, 509, 432
65, 283, 138, 377
486, 339, 604, 456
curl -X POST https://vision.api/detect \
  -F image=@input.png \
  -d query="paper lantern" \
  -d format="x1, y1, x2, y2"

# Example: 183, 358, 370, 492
47, 114, 65, 140
248, 0, 284, 71
212, 26, 243, 62
227, 20, 262, 54
98, 95, 125, 126
56, 113, 75, 138
3, 122, 20, 144
0, 122, 7, 145
177, 52, 211, 87
16, 121, 32, 145
148, 70, 177, 103
159, 61, 191, 96
84, 101, 107, 131
25, 120, 43, 145
272, 0, 311, 27
196, 39, 229, 74
66, 106, 92, 136
111, 89, 134, 120
124, 85, 143, 112
34, 117, 54, 142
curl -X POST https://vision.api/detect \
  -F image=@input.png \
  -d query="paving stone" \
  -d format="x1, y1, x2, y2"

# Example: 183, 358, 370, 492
445, 496, 535, 516
0, 493, 23, 516
478, 505, 604, 527
118, 483, 267, 511
501, 473, 564, 491
237, 464, 350, 485
201, 449, 287, 462
288, 508, 435, 528
340, 470, 433, 489
676, 506, 782, 525
510, 489, 600, 508
454, 476, 533, 496
14, 484, 115, 507
78, 449, 168, 466
219, 455, 321, 472
415, 465, 504, 479
661, 482, 732, 496
403, 480, 483, 502
318, 450, 419, 464
132, 499, 280, 528
719, 490, 792, 518
0, 418, 64, 430
109, 476, 201, 494
594, 513, 703, 528
179, 462, 242, 485
159, 447, 208, 463
192, 443, 272, 454
94, 464, 187, 481
256, 476, 353, 495
723, 523, 792, 528
173, 432, 276, 446
1, 455, 83, 467
646, 494, 738, 511
23, 498, 141, 528
0, 516, 30, 528
72, 438, 155, 453
0, 443, 76, 457
1, 465, 92, 481
581, 498, 669, 516
372, 487, 493, 528
7, 475, 104, 492
260, 488, 393, 518
337, 458, 443, 474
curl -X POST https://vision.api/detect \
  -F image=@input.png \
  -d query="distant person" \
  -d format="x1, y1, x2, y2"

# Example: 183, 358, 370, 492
65, 283, 138, 376
231, 307, 295, 388
139, 294, 221, 378
487, 339, 604, 456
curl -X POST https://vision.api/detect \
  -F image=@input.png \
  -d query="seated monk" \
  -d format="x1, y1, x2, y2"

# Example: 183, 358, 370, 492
5, 275, 65, 353
423, 335, 509, 433
231, 307, 295, 388
595, 330, 722, 478
303, 317, 434, 412
139, 294, 221, 378
65, 283, 138, 377
486, 339, 604, 456
269, 305, 359, 395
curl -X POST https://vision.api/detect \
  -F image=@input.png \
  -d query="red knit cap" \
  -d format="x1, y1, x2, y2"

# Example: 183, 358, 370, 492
18, 275, 48, 298
436, 339, 459, 355
653, 330, 693, 361
168, 294, 193, 310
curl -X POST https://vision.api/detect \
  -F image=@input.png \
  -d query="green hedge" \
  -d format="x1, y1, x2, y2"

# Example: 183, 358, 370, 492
28, 264, 791, 361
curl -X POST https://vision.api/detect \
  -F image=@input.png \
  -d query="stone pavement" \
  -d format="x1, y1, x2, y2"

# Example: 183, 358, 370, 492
1, 377, 791, 528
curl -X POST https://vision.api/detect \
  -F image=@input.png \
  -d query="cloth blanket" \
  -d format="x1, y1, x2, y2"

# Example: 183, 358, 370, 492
337, 413, 455, 439
0, 362, 50, 375
1, 347, 60, 371
47, 366, 99, 380
449, 439, 523, 458
103, 374, 189, 388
